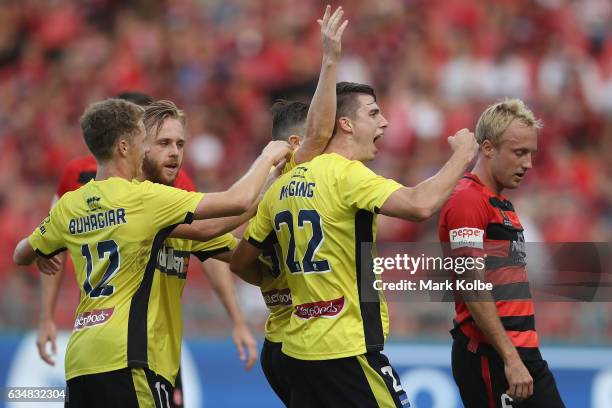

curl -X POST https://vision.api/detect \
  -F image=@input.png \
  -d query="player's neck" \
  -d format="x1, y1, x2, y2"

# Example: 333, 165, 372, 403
95, 159, 137, 181
472, 158, 503, 196
325, 135, 359, 160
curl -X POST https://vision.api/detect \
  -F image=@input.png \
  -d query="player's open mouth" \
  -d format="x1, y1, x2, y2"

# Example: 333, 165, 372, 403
165, 164, 178, 171
374, 135, 382, 143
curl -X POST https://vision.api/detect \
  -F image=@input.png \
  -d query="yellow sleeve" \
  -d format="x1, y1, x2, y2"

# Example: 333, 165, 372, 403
190, 233, 238, 261
141, 181, 204, 230
28, 200, 66, 257
243, 193, 273, 246
339, 160, 402, 213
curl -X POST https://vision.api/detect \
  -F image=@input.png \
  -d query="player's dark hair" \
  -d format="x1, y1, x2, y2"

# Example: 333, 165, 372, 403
271, 99, 309, 141
336, 82, 376, 119
144, 100, 186, 139
80, 99, 144, 162
115, 91, 154, 107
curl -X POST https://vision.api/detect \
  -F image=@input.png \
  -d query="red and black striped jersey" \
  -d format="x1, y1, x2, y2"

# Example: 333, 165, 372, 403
56, 155, 196, 198
439, 173, 540, 359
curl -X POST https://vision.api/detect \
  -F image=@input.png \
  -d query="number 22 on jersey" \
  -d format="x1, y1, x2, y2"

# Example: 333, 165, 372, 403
274, 209, 330, 274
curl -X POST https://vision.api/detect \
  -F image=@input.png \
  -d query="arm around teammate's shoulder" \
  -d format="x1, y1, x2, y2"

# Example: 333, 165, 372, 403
378, 129, 479, 222
193, 141, 290, 220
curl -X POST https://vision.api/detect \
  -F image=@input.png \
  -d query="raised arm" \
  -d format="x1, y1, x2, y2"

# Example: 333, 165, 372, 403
294, 5, 348, 165
379, 128, 479, 221
193, 141, 289, 220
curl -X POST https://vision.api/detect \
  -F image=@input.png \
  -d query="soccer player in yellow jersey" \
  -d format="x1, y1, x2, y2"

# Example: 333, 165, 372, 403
140, 100, 258, 408
250, 6, 347, 405
232, 80, 479, 407
13, 98, 289, 407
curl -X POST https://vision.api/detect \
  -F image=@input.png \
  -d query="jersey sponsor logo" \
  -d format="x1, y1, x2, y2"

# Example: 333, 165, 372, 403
294, 296, 344, 320
291, 166, 309, 179
86, 196, 102, 212
449, 228, 484, 249
156, 245, 189, 278
279, 180, 316, 200
68, 208, 127, 234
261, 288, 292, 308
73, 307, 114, 330
38, 214, 51, 235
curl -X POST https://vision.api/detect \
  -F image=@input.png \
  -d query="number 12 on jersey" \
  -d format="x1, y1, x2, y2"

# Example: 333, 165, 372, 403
81, 240, 120, 298
274, 209, 330, 274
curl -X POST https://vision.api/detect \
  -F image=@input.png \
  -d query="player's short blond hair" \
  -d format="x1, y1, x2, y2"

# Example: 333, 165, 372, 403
143, 100, 186, 139
475, 99, 542, 147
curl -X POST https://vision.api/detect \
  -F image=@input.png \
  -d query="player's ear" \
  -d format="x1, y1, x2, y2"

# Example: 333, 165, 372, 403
481, 139, 494, 158
117, 139, 129, 158
338, 117, 352, 133
288, 135, 301, 149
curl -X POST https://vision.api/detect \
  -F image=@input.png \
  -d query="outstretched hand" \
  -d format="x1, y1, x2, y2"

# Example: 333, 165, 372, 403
318, 5, 349, 63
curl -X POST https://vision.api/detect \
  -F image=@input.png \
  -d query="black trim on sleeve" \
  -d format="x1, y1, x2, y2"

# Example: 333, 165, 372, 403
355, 209, 384, 352
184, 211, 195, 225
192, 246, 231, 262
247, 236, 266, 249
127, 223, 179, 368
35, 248, 67, 259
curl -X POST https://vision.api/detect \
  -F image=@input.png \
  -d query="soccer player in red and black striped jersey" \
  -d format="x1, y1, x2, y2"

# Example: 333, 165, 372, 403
439, 99, 565, 408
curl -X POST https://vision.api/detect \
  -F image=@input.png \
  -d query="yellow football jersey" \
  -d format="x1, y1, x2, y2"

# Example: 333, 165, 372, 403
28, 177, 203, 380
281, 149, 297, 175
249, 147, 299, 343
243, 226, 292, 343
148, 233, 237, 384
248, 153, 402, 360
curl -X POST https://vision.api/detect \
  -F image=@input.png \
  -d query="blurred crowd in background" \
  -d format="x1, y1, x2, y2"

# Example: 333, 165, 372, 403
0, 0, 611, 343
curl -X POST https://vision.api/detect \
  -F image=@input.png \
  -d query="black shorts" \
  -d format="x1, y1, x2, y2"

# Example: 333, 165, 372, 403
261, 339, 291, 406
281, 351, 411, 408
452, 340, 566, 408
66, 367, 174, 408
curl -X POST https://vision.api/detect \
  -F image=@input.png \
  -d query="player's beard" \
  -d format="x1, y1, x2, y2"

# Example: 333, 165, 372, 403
142, 156, 176, 186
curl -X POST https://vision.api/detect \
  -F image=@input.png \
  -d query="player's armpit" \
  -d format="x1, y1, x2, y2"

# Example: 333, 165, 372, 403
230, 239, 265, 286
